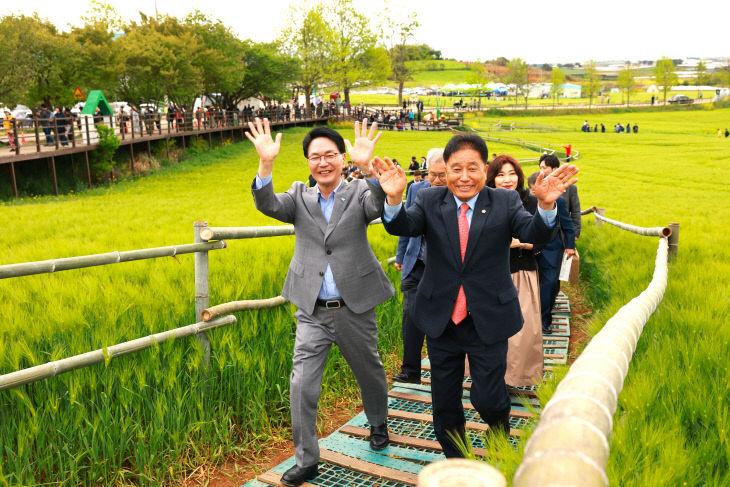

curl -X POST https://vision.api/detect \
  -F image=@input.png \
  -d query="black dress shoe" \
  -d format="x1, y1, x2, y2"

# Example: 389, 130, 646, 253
542, 325, 552, 335
370, 423, 389, 451
393, 372, 421, 384
280, 463, 318, 487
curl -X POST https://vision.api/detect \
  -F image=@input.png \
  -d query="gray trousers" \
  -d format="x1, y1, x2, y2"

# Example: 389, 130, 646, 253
291, 305, 388, 467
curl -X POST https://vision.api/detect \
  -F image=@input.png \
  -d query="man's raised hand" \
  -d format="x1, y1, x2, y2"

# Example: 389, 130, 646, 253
345, 119, 382, 172
245, 118, 282, 178
533, 164, 579, 210
372, 156, 407, 206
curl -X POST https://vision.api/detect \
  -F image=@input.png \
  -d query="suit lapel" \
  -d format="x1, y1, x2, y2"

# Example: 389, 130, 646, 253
463, 188, 492, 265
324, 180, 352, 241
303, 186, 327, 236
439, 192, 462, 266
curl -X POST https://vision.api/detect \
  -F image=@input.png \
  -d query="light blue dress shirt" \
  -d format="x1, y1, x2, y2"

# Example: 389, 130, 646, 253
255, 174, 344, 299
383, 192, 557, 227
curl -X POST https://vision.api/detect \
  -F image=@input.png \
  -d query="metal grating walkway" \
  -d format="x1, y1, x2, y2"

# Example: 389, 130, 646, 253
243, 292, 571, 486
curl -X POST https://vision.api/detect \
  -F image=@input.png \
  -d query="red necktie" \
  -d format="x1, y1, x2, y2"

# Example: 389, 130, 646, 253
451, 203, 469, 324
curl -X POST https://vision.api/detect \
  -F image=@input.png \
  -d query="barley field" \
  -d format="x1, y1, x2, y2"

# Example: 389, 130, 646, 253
1, 109, 729, 485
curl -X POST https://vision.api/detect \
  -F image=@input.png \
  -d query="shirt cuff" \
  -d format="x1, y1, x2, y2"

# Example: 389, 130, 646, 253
254, 173, 272, 189
537, 205, 557, 228
383, 202, 403, 222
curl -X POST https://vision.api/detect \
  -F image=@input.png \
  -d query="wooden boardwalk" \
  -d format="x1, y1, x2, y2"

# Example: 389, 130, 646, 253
244, 293, 572, 486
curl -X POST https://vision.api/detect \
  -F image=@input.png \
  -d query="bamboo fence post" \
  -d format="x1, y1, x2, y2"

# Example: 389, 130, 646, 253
194, 221, 212, 370
0, 315, 236, 392
667, 222, 680, 261
594, 207, 605, 226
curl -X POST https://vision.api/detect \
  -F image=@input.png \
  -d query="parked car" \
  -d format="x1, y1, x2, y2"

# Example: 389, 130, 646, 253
668, 95, 693, 105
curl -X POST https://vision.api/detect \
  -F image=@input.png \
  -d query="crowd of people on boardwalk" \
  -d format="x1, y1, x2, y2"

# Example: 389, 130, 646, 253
245, 117, 580, 486
581, 120, 638, 133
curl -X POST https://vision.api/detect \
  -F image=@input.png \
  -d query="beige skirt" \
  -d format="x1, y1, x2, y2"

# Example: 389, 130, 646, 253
504, 270, 544, 387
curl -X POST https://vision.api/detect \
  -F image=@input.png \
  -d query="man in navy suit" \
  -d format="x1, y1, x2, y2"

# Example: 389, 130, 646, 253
373, 134, 578, 457
393, 148, 447, 384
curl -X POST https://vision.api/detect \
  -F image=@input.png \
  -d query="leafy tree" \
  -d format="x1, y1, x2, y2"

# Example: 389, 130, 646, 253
617, 65, 636, 106
0, 15, 36, 105
116, 14, 203, 108
582, 60, 601, 108
655, 57, 678, 104
466, 60, 491, 98
494, 57, 509, 67
550, 67, 565, 107
695, 60, 709, 97
504, 58, 530, 108
326, 0, 390, 105
184, 11, 246, 108
237, 42, 299, 104
279, 4, 332, 115
69, 21, 121, 98
0, 15, 80, 107
380, 11, 420, 106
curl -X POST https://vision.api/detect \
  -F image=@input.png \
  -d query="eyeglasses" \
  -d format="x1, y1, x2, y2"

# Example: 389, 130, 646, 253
429, 172, 447, 181
307, 152, 342, 164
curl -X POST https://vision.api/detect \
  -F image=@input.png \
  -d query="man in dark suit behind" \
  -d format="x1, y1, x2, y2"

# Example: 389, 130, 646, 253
373, 134, 578, 457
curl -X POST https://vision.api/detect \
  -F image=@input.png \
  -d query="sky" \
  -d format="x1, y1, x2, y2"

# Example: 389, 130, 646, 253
3, 0, 728, 65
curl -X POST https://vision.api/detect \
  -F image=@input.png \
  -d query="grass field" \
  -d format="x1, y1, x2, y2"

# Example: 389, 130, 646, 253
1, 108, 729, 485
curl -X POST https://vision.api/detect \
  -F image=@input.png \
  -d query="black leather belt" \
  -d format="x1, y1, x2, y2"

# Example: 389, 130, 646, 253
316, 298, 346, 309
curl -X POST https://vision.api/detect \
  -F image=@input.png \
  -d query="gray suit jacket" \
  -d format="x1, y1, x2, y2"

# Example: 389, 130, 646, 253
252, 178, 395, 315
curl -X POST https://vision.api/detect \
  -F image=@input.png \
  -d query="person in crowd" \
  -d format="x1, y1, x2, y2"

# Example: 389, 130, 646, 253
93, 107, 103, 125
64, 108, 76, 142
376, 133, 578, 457
633, 123, 638, 134
3, 110, 16, 151
38, 104, 53, 145
601, 123, 606, 133
409, 156, 420, 172
725, 128, 729, 138
392, 148, 447, 384
420, 156, 427, 169
345, 160, 355, 175
487, 155, 544, 387
527, 172, 539, 195
540, 154, 580, 239
53, 107, 69, 146
406, 169, 422, 197
537, 156, 576, 335
248, 119, 392, 487
625, 122, 631, 134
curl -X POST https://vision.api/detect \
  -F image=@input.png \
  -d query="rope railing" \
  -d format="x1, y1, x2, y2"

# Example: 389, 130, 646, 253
466, 128, 581, 163
510, 208, 676, 487
514, 237, 669, 487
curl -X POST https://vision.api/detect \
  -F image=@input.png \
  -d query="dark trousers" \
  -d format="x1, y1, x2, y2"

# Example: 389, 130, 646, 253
426, 317, 511, 458
400, 260, 425, 377
42, 127, 53, 143
537, 242, 563, 329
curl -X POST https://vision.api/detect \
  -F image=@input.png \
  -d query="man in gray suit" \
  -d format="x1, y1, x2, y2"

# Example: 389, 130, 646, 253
246, 118, 394, 487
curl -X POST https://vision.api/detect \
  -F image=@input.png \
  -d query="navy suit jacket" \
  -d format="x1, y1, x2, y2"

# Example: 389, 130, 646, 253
396, 180, 431, 280
383, 186, 555, 345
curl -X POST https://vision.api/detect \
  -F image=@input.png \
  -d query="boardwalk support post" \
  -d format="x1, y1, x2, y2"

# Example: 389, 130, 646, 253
667, 222, 679, 261
194, 221, 212, 371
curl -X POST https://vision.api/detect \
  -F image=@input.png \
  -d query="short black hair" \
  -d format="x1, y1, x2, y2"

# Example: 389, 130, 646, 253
540, 154, 560, 169
302, 127, 346, 157
443, 133, 488, 165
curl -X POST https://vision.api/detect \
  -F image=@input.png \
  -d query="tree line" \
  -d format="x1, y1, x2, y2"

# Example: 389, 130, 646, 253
0, 0, 439, 113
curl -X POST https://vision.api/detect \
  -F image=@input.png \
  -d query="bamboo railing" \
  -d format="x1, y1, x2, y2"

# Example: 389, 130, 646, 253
512, 210, 677, 487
